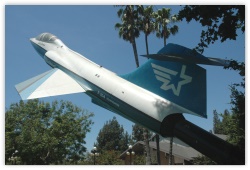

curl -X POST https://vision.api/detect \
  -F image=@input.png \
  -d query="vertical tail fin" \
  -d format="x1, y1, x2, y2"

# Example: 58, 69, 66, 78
120, 46, 207, 118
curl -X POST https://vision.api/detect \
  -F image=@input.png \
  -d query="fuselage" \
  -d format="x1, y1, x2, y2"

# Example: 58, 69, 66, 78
29, 33, 193, 134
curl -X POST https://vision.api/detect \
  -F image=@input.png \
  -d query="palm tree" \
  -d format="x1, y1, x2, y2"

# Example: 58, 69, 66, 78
115, 5, 143, 68
139, 5, 155, 55
169, 137, 173, 165
154, 7, 179, 46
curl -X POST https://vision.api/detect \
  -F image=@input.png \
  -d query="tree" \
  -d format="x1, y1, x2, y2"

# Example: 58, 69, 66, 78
5, 99, 94, 165
154, 7, 179, 46
213, 110, 223, 134
139, 5, 155, 55
220, 92, 245, 151
191, 155, 217, 165
132, 124, 144, 142
178, 5, 245, 54
122, 131, 133, 150
131, 123, 155, 164
115, 5, 143, 68
224, 60, 245, 152
142, 126, 151, 164
133, 153, 146, 165
96, 117, 130, 153
80, 150, 123, 165
94, 117, 132, 165
96, 150, 123, 165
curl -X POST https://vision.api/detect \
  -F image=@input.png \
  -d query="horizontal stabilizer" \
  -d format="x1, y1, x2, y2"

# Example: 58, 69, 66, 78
142, 43, 230, 66
15, 68, 86, 100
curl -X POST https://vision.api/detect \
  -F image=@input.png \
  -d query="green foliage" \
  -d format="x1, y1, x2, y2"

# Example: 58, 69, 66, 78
213, 110, 229, 134
226, 59, 245, 151
228, 87, 245, 151
133, 154, 146, 165
5, 99, 94, 165
132, 124, 144, 142
93, 117, 133, 164
96, 117, 131, 153
115, 5, 143, 42
224, 59, 245, 151
225, 60, 245, 88
80, 150, 123, 165
138, 5, 155, 55
79, 152, 94, 165
131, 124, 154, 164
132, 123, 154, 144
96, 150, 123, 165
139, 5, 155, 36
115, 5, 180, 66
213, 109, 241, 139
191, 155, 217, 165
154, 7, 179, 46
178, 5, 245, 53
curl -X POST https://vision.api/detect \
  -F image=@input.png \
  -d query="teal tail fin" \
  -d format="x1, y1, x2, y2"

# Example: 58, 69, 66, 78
120, 46, 207, 118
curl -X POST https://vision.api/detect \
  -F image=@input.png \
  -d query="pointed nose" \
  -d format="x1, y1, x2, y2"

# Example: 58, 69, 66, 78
30, 38, 46, 58
30, 38, 35, 43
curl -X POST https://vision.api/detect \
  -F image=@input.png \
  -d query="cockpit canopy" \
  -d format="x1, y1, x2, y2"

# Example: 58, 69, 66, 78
35, 33, 58, 42
35, 32, 65, 47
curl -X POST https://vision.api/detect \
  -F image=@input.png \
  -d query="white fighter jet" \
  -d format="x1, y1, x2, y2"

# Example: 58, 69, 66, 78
15, 32, 228, 135
16, 33, 244, 164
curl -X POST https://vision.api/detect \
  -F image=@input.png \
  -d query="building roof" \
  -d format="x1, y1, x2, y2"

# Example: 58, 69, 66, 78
120, 134, 228, 161
149, 138, 201, 160
120, 137, 201, 161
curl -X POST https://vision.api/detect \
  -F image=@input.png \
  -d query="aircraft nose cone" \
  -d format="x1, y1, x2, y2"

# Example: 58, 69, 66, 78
30, 38, 47, 58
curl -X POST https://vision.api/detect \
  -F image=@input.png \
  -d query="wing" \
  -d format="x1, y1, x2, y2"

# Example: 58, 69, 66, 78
15, 68, 86, 100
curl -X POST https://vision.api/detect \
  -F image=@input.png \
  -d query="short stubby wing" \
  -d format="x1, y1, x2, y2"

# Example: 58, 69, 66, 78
15, 68, 86, 100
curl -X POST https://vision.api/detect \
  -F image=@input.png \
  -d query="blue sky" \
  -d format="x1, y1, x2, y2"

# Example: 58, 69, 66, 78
4, 4, 245, 154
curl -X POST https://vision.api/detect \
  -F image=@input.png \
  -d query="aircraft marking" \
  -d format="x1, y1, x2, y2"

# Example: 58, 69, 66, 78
151, 63, 192, 96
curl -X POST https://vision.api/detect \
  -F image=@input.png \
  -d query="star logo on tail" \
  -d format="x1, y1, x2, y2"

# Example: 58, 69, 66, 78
151, 63, 192, 96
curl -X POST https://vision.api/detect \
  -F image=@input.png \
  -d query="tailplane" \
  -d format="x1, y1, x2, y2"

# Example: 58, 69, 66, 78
142, 43, 230, 66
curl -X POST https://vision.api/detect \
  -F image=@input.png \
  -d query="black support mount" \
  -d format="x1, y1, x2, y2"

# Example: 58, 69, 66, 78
160, 114, 244, 165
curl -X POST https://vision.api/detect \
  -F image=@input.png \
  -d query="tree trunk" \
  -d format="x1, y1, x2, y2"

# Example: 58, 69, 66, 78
40, 149, 50, 165
143, 128, 152, 165
145, 34, 149, 55
156, 134, 161, 165
168, 137, 173, 165
163, 26, 167, 46
131, 38, 139, 68
164, 36, 166, 46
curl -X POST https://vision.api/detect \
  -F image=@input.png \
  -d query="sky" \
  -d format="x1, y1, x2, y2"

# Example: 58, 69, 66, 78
2, 1, 246, 159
